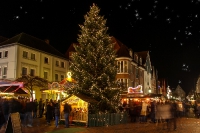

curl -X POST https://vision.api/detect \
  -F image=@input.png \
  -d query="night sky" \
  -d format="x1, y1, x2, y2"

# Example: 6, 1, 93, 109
1, 0, 200, 94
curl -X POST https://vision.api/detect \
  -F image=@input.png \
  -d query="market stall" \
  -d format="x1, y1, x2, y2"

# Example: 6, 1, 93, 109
60, 93, 98, 125
0, 79, 29, 98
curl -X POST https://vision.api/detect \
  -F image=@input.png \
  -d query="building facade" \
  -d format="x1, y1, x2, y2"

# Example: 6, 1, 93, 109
0, 33, 69, 100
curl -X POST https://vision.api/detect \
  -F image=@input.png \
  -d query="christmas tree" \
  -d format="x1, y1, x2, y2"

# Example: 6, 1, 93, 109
70, 4, 121, 112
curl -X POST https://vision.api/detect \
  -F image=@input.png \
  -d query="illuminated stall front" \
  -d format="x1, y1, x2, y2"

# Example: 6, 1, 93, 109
121, 85, 162, 107
60, 94, 97, 125
42, 72, 76, 100
0, 80, 29, 98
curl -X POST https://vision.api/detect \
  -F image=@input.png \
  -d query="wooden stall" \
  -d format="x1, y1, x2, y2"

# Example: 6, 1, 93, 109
60, 93, 97, 125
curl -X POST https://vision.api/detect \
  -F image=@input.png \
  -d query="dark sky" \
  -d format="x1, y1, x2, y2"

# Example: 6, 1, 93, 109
1, 0, 200, 94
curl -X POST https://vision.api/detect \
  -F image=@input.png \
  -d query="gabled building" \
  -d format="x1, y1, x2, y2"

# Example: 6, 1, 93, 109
65, 36, 159, 100
0, 33, 69, 100
174, 85, 186, 101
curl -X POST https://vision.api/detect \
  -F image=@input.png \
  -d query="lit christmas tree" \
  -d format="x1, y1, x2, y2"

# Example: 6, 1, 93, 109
70, 4, 122, 112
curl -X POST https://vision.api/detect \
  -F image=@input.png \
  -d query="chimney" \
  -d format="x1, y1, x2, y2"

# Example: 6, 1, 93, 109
44, 39, 50, 44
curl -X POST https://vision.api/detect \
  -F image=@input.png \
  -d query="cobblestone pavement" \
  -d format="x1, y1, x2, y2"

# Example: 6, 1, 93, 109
1, 117, 200, 133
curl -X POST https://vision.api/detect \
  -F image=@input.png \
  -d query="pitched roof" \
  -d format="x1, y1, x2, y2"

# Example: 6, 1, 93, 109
0, 33, 67, 59
116, 44, 132, 58
0, 36, 8, 43
135, 51, 149, 64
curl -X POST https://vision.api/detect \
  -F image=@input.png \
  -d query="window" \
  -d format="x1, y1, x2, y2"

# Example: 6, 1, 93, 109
124, 61, 128, 72
23, 51, 28, 58
61, 75, 64, 80
44, 72, 48, 79
4, 51, 8, 58
31, 53, 35, 60
22, 67, 28, 75
117, 61, 128, 73
30, 69, 35, 76
136, 68, 139, 78
0, 67, 1, 76
3, 67, 7, 78
44, 57, 49, 64
0, 52, 2, 58
61, 62, 65, 68
55, 74, 58, 81
56, 61, 59, 67
117, 78, 128, 88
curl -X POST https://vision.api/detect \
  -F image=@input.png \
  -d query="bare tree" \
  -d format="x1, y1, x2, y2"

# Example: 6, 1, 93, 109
16, 75, 48, 100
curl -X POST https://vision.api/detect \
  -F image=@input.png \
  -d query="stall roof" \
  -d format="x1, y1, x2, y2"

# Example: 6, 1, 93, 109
0, 86, 28, 94
63, 93, 98, 103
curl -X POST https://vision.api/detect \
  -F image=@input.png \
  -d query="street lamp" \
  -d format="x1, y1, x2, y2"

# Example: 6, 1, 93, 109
148, 88, 151, 93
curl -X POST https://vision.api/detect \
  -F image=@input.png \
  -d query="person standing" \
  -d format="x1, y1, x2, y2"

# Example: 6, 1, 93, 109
54, 103, 60, 128
24, 99, 34, 127
63, 102, 72, 128
171, 101, 177, 131
38, 98, 43, 118
33, 99, 38, 118
46, 102, 53, 126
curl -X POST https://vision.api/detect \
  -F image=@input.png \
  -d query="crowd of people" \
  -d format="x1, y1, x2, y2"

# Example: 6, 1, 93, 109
126, 99, 200, 131
0, 97, 64, 129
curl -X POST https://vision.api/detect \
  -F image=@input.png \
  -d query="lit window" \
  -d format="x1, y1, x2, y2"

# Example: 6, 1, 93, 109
22, 67, 28, 75
31, 53, 35, 60
4, 51, 8, 58
44, 57, 49, 64
23, 51, 28, 58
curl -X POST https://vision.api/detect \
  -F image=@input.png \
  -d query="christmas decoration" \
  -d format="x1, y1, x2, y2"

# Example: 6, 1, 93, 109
69, 4, 122, 113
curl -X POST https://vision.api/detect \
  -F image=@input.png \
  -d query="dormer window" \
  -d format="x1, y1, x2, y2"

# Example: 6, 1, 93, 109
134, 54, 138, 63
129, 50, 133, 57
139, 58, 142, 65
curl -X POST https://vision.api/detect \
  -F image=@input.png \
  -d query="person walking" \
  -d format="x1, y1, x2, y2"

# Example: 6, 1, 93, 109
63, 102, 72, 128
54, 103, 60, 128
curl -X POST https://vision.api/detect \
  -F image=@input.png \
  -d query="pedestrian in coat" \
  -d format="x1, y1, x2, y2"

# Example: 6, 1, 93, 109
54, 103, 60, 128
63, 103, 72, 128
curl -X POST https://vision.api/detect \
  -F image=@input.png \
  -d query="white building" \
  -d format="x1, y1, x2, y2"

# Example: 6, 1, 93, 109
0, 33, 69, 100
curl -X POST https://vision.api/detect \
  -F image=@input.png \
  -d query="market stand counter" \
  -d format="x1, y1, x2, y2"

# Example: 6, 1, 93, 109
60, 94, 98, 125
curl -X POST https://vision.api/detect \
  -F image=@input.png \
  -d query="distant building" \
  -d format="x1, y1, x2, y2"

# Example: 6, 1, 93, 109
174, 85, 186, 101
196, 75, 200, 94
